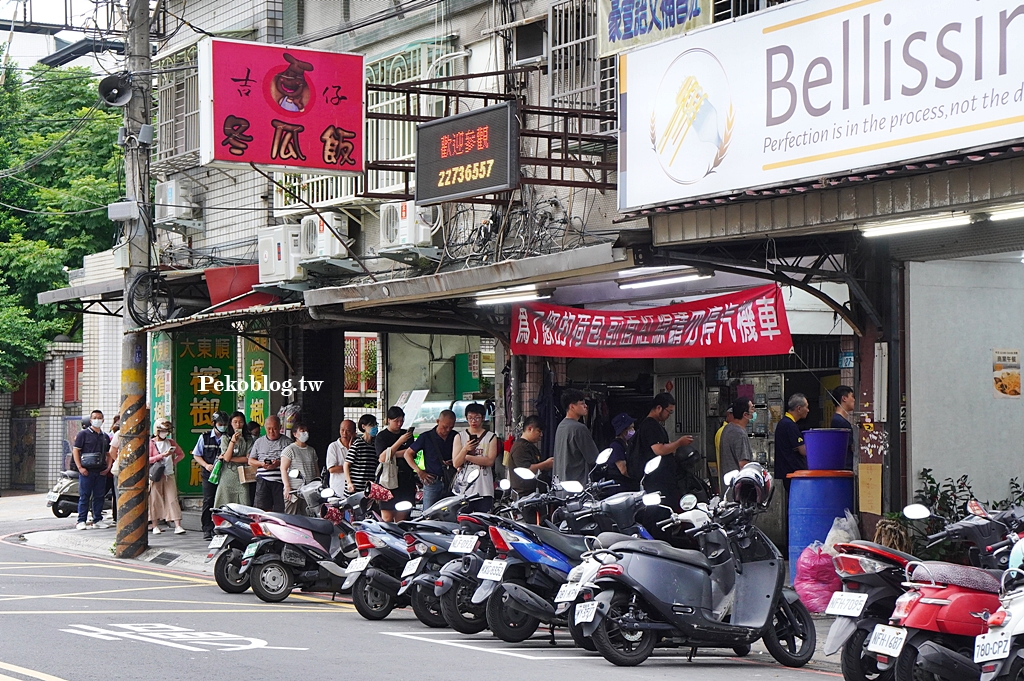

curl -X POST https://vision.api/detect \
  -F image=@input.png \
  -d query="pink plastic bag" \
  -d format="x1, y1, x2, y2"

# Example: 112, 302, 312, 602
794, 541, 841, 613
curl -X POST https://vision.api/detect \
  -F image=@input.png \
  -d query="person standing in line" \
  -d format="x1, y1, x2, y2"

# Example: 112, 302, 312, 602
406, 410, 458, 509
719, 398, 754, 487
105, 425, 121, 522
193, 411, 229, 540
774, 393, 809, 494
712, 407, 734, 489
73, 409, 111, 530
453, 403, 498, 512
215, 411, 255, 507
636, 393, 694, 509
508, 415, 549, 497
375, 407, 416, 521
148, 418, 186, 534
326, 419, 357, 495
552, 389, 600, 486
601, 413, 639, 491
347, 414, 379, 494
248, 421, 262, 440
248, 415, 292, 512
281, 422, 319, 515
831, 385, 856, 470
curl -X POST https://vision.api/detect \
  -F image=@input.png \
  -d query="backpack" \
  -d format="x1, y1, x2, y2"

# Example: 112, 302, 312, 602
625, 417, 648, 482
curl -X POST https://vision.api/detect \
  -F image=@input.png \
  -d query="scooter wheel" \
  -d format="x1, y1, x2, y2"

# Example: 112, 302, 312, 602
440, 581, 489, 634
52, 500, 72, 518
250, 560, 293, 603
568, 602, 598, 652
351, 573, 396, 620
841, 627, 894, 681
591, 591, 656, 666
486, 580, 540, 643
411, 586, 448, 628
762, 598, 816, 668
732, 644, 751, 657
214, 550, 250, 594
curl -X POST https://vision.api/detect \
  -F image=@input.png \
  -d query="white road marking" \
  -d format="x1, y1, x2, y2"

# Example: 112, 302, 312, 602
381, 631, 591, 660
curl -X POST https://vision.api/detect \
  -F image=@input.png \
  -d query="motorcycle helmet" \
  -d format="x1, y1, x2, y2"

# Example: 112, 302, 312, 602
730, 462, 773, 508
1007, 539, 1024, 588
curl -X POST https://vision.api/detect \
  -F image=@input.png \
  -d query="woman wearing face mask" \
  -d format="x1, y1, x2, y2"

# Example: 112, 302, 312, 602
281, 422, 319, 515
600, 413, 641, 491
214, 411, 255, 507
346, 414, 379, 495
149, 419, 186, 534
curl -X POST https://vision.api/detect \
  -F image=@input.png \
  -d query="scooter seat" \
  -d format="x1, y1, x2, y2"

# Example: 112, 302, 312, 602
266, 513, 336, 537
529, 525, 591, 561
613, 540, 711, 572
846, 540, 918, 565
910, 562, 1001, 593
596, 532, 638, 548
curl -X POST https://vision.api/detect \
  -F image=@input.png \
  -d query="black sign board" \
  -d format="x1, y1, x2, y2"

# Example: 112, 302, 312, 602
415, 101, 519, 205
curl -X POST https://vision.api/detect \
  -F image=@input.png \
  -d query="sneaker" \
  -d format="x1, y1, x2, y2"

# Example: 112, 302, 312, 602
94, 521, 111, 529
151, 526, 161, 534
203, 534, 213, 541
173, 526, 186, 535
76, 522, 88, 530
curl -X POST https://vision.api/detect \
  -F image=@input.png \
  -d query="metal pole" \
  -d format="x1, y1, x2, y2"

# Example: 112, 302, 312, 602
115, 0, 151, 558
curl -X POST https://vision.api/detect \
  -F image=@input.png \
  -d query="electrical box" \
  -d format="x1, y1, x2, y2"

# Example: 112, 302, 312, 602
257, 225, 306, 283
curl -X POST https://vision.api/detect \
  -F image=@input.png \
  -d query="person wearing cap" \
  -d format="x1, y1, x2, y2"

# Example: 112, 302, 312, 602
149, 419, 186, 534
599, 413, 640, 491
193, 411, 229, 539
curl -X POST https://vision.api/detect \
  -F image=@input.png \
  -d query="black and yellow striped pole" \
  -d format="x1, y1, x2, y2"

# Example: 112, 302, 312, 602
115, 0, 151, 559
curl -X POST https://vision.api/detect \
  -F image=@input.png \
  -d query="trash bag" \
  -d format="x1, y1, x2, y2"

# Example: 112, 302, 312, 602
794, 541, 841, 613
824, 509, 861, 556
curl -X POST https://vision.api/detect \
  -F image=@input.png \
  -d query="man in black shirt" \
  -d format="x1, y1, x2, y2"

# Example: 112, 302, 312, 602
405, 409, 458, 509
637, 393, 693, 511
830, 385, 856, 469
774, 393, 809, 493
72, 409, 111, 530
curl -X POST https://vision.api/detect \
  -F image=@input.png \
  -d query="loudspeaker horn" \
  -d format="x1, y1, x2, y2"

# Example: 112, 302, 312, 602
99, 74, 132, 107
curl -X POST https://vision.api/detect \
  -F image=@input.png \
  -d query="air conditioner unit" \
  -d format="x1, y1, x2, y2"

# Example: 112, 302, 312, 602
300, 213, 349, 259
257, 225, 306, 283
379, 200, 434, 249
154, 179, 194, 222
514, 20, 547, 66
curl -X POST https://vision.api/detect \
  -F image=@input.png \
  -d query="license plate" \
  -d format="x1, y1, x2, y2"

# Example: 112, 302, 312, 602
975, 630, 1012, 663
449, 535, 478, 554
346, 556, 371, 574
207, 535, 228, 550
825, 591, 869, 617
555, 583, 581, 603
867, 624, 907, 657
242, 543, 258, 559
574, 601, 599, 624
401, 557, 423, 578
477, 559, 507, 581
46, 492, 58, 503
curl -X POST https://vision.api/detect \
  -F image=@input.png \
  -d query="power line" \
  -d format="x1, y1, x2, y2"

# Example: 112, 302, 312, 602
0, 199, 107, 215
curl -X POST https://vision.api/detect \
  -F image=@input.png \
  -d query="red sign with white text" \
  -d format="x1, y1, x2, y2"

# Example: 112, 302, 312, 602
511, 284, 793, 358
199, 38, 363, 173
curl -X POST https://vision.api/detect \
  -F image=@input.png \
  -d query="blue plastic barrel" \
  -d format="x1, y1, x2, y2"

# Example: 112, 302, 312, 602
787, 470, 855, 582
803, 428, 851, 469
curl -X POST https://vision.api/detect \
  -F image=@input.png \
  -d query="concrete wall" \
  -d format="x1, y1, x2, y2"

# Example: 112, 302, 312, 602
384, 333, 480, 406
906, 259, 1024, 504
80, 251, 124, 421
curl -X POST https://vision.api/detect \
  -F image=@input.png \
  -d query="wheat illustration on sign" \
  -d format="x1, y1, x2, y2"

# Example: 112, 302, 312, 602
651, 75, 733, 172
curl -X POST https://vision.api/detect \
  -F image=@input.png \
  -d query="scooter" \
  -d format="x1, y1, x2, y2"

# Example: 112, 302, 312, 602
341, 500, 419, 620
580, 463, 816, 668
205, 503, 263, 593
976, 537, 1024, 681
46, 469, 113, 518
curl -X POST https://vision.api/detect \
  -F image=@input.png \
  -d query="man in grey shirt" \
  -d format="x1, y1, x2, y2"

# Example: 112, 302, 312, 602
553, 389, 600, 485
248, 415, 293, 512
719, 397, 754, 487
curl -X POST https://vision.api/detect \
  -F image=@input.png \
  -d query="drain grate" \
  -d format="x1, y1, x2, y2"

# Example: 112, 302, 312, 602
149, 551, 179, 565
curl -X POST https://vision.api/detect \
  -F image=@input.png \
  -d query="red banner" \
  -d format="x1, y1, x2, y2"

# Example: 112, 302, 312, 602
511, 284, 793, 358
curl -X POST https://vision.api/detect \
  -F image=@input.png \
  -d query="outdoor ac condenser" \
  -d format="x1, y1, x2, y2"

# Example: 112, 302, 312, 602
154, 179, 193, 222
300, 213, 349, 259
379, 200, 433, 249
257, 225, 307, 283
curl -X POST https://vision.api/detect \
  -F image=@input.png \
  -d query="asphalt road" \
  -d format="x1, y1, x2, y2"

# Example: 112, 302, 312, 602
0, 494, 840, 681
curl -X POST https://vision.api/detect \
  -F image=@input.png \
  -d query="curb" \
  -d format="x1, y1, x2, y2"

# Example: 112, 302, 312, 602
18, 528, 213, 576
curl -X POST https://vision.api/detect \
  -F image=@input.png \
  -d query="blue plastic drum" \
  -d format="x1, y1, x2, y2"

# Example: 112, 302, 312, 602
787, 470, 855, 582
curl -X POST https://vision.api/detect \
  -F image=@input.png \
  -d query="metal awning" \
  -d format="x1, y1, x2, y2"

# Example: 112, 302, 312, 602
38, 268, 206, 305
304, 244, 634, 312
129, 302, 307, 334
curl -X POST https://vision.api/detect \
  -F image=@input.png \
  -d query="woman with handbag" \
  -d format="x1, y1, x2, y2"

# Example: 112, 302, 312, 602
148, 418, 186, 534
374, 406, 415, 521
452, 403, 498, 513
214, 411, 255, 506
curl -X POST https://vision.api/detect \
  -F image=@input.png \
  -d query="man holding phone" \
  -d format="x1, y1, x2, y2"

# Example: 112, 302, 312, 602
406, 410, 457, 509
248, 415, 292, 512
375, 406, 416, 521
453, 403, 497, 512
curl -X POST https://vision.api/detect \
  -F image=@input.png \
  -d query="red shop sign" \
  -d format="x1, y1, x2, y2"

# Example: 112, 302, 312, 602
199, 38, 364, 174
511, 284, 793, 359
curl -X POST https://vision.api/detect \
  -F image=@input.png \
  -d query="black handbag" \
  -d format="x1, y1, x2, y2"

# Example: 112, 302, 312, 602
80, 452, 104, 470
149, 462, 165, 482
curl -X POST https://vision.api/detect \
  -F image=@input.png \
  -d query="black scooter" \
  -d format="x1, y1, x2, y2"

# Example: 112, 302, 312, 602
206, 503, 263, 593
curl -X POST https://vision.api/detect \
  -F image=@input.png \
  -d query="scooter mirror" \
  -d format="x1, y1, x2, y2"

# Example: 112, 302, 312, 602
722, 470, 739, 487
643, 456, 662, 475
595, 448, 612, 465
642, 492, 662, 507
561, 480, 585, 494
514, 467, 536, 480
288, 468, 301, 479
499, 478, 511, 491
465, 468, 480, 484
320, 487, 336, 499
903, 503, 932, 520
679, 494, 698, 512
967, 499, 990, 518
394, 501, 413, 512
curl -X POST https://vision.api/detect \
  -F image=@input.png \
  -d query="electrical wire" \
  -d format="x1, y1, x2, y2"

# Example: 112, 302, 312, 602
0, 199, 107, 215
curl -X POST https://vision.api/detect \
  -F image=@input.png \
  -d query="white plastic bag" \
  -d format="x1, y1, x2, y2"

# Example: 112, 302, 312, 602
823, 509, 860, 556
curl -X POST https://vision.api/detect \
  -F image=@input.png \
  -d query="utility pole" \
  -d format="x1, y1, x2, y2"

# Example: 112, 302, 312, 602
115, 0, 152, 558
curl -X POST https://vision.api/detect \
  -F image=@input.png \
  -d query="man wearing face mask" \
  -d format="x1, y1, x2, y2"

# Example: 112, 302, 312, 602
72, 410, 111, 529
192, 411, 230, 539
601, 413, 640, 491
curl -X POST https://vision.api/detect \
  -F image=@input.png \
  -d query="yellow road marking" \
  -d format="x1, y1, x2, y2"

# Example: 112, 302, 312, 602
762, 0, 881, 33
0, 661, 69, 681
